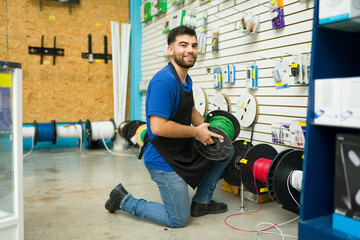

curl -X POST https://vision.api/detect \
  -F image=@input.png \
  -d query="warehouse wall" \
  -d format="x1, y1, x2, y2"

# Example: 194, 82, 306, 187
0, 0, 129, 123
140, 0, 313, 151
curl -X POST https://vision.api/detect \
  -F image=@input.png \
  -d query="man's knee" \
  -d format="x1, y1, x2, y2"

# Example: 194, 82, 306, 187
168, 213, 190, 228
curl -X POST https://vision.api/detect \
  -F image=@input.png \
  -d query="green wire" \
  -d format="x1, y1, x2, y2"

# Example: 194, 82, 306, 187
207, 115, 235, 140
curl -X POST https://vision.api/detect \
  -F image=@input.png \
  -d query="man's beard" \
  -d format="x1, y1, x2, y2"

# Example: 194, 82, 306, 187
173, 53, 197, 68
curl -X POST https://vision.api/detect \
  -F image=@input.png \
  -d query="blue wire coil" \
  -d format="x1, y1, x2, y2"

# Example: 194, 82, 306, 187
34, 120, 57, 144
37, 123, 53, 141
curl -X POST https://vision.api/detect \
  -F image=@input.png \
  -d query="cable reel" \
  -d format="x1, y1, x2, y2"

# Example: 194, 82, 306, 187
120, 120, 146, 146
85, 119, 116, 143
194, 110, 240, 161
270, 149, 303, 211
33, 120, 57, 145
240, 144, 278, 195
235, 93, 259, 128
222, 140, 253, 187
209, 93, 232, 112
240, 143, 304, 212
193, 85, 208, 117
135, 124, 147, 147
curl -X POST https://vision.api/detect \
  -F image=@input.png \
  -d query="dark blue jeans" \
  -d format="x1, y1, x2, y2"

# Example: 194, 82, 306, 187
120, 147, 234, 228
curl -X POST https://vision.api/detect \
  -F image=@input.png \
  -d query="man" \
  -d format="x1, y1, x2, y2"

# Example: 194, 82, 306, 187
105, 26, 234, 228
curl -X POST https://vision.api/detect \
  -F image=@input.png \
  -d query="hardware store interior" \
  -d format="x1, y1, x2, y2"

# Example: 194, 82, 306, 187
1, 0, 360, 239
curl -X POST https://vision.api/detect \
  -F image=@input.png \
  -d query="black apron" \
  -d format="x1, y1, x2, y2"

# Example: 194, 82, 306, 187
150, 62, 214, 189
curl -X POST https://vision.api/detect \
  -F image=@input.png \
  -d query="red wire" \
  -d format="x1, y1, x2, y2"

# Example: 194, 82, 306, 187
252, 158, 272, 183
224, 158, 277, 232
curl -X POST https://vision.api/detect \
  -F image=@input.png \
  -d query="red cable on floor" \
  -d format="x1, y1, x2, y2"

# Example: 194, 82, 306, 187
224, 175, 277, 232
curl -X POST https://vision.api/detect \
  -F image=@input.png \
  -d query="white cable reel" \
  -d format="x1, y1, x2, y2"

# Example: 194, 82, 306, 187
208, 93, 231, 112
235, 93, 259, 128
193, 85, 208, 116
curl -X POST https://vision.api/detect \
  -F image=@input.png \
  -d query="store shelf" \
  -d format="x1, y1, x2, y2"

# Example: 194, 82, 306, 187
299, 1, 360, 240
309, 122, 360, 130
317, 16, 360, 32
299, 215, 359, 240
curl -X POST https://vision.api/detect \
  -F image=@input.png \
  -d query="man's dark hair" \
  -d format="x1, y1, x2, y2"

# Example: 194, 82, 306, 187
167, 26, 197, 46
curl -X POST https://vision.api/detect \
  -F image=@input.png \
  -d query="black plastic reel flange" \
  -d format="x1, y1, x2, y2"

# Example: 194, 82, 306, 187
85, 119, 92, 143
267, 149, 293, 204
205, 110, 240, 141
33, 120, 38, 145
222, 140, 253, 187
118, 121, 130, 137
272, 150, 304, 211
194, 126, 232, 161
51, 120, 57, 144
109, 118, 116, 141
240, 144, 278, 195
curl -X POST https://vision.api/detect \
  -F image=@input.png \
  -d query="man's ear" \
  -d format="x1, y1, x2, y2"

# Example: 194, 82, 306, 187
167, 45, 173, 56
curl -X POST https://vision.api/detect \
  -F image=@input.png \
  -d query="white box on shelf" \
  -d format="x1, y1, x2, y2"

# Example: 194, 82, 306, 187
341, 77, 360, 128
319, 0, 360, 25
314, 78, 342, 126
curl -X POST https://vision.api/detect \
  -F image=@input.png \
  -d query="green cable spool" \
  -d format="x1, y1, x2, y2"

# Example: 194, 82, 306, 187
207, 115, 235, 140
194, 110, 240, 161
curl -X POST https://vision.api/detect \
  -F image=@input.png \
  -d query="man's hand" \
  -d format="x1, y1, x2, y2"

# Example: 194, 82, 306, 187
194, 123, 224, 146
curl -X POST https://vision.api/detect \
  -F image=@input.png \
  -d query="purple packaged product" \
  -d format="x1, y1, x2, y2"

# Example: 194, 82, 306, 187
271, 8, 285, 30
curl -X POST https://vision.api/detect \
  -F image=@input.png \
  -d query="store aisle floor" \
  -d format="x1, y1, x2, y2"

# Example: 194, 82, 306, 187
23, 148, 298, 240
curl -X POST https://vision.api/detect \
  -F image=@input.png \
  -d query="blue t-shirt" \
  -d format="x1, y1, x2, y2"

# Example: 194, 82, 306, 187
144, 64, 193, 171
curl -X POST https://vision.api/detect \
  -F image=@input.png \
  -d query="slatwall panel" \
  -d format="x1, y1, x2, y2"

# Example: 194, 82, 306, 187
141, 0, 313, 151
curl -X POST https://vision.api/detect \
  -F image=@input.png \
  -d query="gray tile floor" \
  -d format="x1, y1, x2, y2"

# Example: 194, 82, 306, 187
23, 148, 299, 240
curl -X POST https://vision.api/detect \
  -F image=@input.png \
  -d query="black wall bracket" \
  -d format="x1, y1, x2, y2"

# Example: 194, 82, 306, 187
39, 0, 80, 15
28, 35, 65, 65
81, 34, 112, 64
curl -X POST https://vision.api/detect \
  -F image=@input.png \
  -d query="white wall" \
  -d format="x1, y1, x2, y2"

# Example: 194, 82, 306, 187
141, 0, 313, 151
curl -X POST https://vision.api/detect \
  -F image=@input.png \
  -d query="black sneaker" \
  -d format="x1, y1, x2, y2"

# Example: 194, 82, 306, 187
105, 183, 128, 213
190, 200, 228, 217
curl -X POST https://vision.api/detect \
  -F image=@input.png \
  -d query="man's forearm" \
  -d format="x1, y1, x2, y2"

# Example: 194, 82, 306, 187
191, 107, 205, 126
150, 115, 198, 138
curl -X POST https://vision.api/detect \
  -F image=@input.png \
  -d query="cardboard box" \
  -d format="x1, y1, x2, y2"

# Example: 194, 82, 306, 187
221, 181, 273, 204
221, 181, 240, 195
